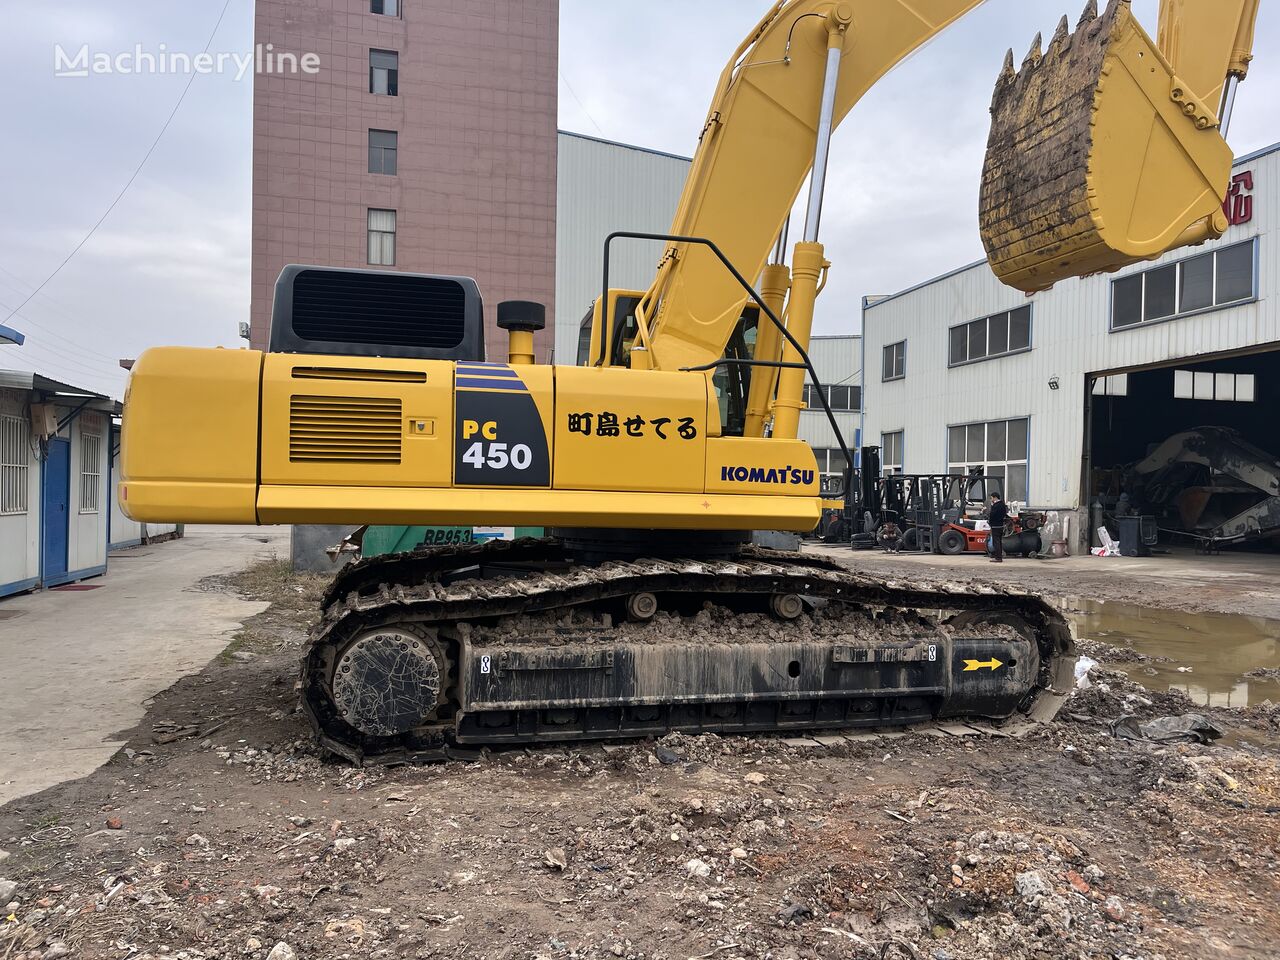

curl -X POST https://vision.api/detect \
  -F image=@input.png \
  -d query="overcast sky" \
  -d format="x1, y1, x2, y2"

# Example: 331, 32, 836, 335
1, 1, 1276, 398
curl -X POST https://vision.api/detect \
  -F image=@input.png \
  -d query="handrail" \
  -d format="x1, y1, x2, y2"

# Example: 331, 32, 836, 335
599, 230, 853, 481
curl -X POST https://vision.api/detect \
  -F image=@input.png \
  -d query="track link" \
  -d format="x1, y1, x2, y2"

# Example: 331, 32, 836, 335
302, 538, 1075, 764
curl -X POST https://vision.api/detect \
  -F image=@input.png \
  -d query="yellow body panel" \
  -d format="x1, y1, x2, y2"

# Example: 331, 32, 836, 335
704, 437, 819, 498
120, 347, 261, 523
553, 366, 707, 493
260, 354, 456, 488
256, 486, 818, 530
119, 347, 823, 532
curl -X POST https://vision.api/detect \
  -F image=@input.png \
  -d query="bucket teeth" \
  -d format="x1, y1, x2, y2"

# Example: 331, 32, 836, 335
997, 47, 1015, 83
1049, 14, 1070, 50
1077, 0, 1097, 27
1021, 31, 1043, 70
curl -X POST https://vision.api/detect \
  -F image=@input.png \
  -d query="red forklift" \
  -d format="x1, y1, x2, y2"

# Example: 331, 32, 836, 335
933, 473, 1043, 557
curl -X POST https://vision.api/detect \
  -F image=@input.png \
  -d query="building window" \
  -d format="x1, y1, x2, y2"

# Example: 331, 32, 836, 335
1091, 374, 1129, 397
809, 447, 850, 478
371, 0, 400, 16
80, 427, 101, 513
882, 341, 906, 382
1173, 369, 1255, 402
950, 304, 1031, 366
368, 130, 398, 175
880, 431, 903, 475
370, 50, 399, 95
947, 417, 1029, 503
1111, 238, 1256, 329
802, 383, 860, 411
367, 209, 396, 265
1, 415, 29, 515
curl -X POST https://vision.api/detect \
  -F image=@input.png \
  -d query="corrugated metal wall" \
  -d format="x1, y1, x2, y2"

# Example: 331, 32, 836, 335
554, 132, 691, 363
801, 336, 861, 452
862, 144, 1278, 510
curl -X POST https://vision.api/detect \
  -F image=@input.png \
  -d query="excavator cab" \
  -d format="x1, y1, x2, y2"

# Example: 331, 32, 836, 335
980, 0, 1239, 292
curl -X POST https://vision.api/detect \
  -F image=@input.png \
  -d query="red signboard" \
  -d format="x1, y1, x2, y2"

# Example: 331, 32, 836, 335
1223, 170, 1253, 226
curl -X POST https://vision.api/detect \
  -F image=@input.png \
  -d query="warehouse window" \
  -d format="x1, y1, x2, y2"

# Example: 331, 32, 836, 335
802, 383, 861, 411
1172, 370, 1255, 402
368, 130, 398, 175
882, 341, 906, 381
949, 305, 1031, 366
370, 50, 399, 95
947, 417, 1029, 503
1111, 238, 1256, 329
80, 427, 101, 513
1092, 374, 1129, 396
1, 415, 29, 515
371, 0, 400, 16
881, 431, 903, 475
811, 447, 850, 478
367, 209, 396, 265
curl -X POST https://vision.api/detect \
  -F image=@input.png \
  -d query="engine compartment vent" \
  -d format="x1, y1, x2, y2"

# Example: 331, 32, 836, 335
268, 265, 486, 362
289, 395, 402, 463
292, 366, 427, 383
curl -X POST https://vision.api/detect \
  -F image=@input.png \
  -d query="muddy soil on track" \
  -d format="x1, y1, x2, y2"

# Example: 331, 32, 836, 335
1, 561, 1279, 960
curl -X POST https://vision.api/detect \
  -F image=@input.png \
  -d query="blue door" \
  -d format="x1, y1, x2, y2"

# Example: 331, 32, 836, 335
43, 438, 70, 582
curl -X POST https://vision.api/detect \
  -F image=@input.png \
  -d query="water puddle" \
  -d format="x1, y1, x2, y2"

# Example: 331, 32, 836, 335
1065, 599, 1280, 708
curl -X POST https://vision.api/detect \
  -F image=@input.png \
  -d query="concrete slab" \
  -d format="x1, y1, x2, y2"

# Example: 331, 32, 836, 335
0, 525, 289, 807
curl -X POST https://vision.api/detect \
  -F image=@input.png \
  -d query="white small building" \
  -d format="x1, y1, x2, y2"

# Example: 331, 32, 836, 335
1, 371, 115, 596
861, 142, 1277, 551
0, 370, 180, 598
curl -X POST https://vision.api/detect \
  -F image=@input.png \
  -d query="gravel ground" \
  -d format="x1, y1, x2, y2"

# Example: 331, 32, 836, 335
1, 558, 1278, 960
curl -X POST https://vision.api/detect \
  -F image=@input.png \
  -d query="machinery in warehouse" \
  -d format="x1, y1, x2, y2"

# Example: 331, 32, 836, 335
1128, 427, 1280, 549
120, 0, 1259, 762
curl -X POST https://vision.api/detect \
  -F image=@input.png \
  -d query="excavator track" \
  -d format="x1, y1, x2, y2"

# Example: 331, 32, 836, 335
302, 539, 1076, 765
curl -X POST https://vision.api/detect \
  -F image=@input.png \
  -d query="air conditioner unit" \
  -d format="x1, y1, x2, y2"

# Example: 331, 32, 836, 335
30, 403, 58, 439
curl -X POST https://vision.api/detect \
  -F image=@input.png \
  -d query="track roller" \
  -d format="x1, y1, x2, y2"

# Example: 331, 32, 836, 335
626, 591, 659, 622
769, 592, 804, 620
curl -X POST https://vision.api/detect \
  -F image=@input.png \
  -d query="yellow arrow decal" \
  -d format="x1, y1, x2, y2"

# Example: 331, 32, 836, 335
962, 657, 1004, 672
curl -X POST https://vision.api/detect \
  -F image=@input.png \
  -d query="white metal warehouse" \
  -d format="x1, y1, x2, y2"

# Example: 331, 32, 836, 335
861, 142, 1276, 553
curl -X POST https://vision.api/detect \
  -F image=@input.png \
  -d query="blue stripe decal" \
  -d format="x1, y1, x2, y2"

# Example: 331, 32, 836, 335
456, 367, 520, 378
457, 378, 527, 391
458, 361, 510, 367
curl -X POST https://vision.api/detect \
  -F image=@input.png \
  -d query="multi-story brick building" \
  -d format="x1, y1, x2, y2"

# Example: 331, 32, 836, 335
250, 0, 558, 358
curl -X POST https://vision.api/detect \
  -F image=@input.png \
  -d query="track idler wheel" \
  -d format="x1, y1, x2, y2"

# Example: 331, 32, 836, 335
626, 592, 659, 622
330, 628, 445, 737
768, 593, 804, 620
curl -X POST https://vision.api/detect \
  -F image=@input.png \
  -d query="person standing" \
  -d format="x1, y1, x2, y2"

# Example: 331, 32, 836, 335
987, 492, 1009, 563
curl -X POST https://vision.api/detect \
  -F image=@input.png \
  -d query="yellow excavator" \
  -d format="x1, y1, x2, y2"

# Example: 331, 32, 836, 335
120, 0, 1258, 762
